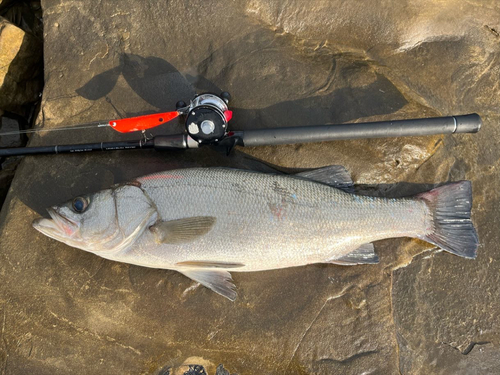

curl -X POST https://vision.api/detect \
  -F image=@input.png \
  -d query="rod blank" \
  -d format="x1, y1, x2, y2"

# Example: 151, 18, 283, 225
0, 140, 154, 157
235, 114, 481, 147
0, 113, 482, 157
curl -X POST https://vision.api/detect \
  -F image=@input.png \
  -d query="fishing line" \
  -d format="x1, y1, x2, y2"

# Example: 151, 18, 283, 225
0, 122, 110, 137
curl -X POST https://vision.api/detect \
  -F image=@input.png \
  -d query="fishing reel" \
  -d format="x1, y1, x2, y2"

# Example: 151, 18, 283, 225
176, 92, 232, 146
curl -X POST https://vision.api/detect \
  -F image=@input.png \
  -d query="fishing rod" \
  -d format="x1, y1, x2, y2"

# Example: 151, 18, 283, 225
0, 92, 482, 157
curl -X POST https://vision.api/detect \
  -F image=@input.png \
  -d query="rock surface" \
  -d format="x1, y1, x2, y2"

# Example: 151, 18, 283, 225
0, 114, 24, 208
0, 0, 499, 374
0, 15, 42, 115
0, 0, 13, 11
0, 1, 43, 212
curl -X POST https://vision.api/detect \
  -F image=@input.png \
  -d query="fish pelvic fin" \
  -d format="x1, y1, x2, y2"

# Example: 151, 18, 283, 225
295, 165, 353, 192
327, 243, 379, 265
417, 181, 478, 259
178, 268, 237, 301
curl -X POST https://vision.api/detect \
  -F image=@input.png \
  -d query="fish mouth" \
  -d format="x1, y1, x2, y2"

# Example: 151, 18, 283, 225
33, 207, 80, 241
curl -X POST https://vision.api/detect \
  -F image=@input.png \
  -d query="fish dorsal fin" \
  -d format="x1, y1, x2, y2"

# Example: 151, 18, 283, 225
176, 261, 245, 268
328, 243, 379, 265
295, 165, 353, 191
149, 216, 216, 244
178, 268, 237, 301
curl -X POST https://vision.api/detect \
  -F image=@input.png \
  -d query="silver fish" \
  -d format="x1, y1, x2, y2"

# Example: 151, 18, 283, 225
33, 166, 478, 300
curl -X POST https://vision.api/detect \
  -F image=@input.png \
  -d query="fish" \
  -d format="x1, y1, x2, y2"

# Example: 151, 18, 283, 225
33, 166, 479, 301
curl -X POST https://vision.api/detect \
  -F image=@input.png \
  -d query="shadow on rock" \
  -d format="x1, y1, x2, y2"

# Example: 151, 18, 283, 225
75, 49, 407, 129
76, 54, 195, 113
232, 73, 407, 130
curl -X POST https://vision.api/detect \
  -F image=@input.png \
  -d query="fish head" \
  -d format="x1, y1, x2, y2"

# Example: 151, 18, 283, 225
33, 184, 158, 253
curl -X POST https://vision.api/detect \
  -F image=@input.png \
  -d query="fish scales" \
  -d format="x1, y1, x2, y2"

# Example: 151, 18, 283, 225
117, 168, 430, 271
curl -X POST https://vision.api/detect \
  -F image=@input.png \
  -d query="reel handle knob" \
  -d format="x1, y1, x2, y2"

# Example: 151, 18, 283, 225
220, 92, 231, 104
176, 100, 187, 110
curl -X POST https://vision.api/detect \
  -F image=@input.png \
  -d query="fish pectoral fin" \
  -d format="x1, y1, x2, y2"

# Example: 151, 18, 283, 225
295, 165, 353, 192
176, 260, 245, 268
327, 243, 379, 265
149, 216, 216, 244
178, 268, 237, 301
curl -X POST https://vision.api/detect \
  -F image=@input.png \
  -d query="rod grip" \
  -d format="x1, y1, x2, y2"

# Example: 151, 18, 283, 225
153, 134, 189, 150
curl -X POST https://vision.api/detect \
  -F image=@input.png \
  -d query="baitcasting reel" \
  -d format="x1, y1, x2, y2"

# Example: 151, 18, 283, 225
176, 92, 232, 145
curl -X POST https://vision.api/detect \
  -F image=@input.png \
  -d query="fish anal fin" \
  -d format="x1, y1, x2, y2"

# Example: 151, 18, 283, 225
327, 243, 379, 265
176, 260, 245, 269
296, 165, 353, 191
149, 216, 216, 244
178, 268, 237, 301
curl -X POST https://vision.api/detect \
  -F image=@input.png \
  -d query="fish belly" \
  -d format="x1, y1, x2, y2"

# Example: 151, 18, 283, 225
110, 169, 429, 272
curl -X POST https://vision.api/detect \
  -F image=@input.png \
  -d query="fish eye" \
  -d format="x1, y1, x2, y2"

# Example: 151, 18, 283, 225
72, 197, 89, 213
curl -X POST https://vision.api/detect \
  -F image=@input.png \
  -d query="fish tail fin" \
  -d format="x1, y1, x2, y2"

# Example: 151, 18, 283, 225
417, 181, 478, 259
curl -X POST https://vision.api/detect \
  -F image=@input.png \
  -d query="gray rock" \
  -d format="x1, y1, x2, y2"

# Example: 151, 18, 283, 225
0, 0, 14, 11
0, 116, 23, 148
0, 113, 24, 211
0, 0, 498, 374
0, 16, 42, 115
0, 163, 15, 209
1, 1, 43, 39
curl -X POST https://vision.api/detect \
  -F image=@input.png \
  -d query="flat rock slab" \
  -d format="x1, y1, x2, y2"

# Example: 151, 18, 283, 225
0, 1, 499, 374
